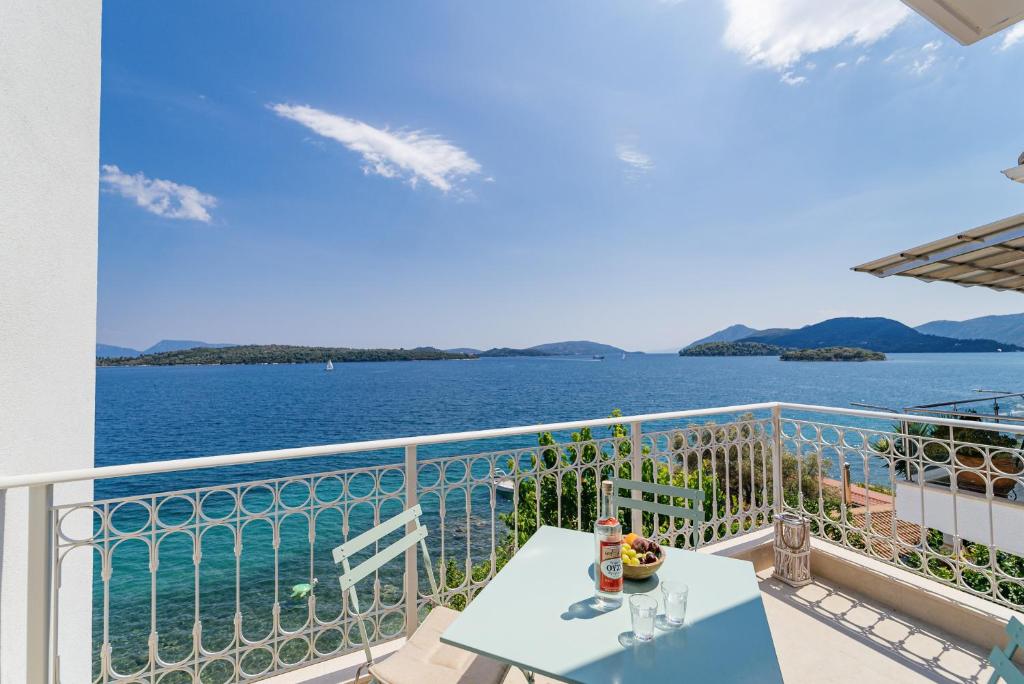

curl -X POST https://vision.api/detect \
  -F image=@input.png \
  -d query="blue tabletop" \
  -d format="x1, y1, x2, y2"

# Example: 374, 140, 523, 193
440, 526, 783, 684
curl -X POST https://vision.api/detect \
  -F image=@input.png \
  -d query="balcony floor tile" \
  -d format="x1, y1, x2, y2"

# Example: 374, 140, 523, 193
759, 571, 994, 683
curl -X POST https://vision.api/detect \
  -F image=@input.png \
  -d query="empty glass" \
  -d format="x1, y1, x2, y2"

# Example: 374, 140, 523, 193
662, 581, 689, 627
629, 594, 657, 641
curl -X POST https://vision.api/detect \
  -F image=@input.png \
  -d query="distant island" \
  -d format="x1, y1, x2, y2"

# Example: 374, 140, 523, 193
680, 342, 785, 357
96, 338, 635, 366
98, 345, 473, 366
681, 317, 1018, 355
780, 347, 885, 362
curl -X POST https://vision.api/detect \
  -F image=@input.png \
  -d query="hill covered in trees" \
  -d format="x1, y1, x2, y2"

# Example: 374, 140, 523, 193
680, 342, 786, 356
98, 345, 473, 366
780, 347, 885, 361
741, 317, 1016, 353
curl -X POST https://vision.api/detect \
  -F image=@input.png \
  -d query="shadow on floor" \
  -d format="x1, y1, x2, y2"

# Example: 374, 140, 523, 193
758, 571, 993, 684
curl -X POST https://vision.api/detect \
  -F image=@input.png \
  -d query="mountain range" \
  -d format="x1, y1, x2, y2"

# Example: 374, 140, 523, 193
686, 317, 1018, 354
96, 339, 237, 358
448, 340, 628, 357
914, 313, 1024, 348
688, 324, 789, 346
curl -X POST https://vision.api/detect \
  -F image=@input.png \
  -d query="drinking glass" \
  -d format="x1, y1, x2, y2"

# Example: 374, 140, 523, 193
629, 594, 657, 642
661, 580, 689, 627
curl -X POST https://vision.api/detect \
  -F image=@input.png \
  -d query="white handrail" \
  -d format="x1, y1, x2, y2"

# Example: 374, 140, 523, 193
777, 401, 1024, 434
5, 400, 1021, 490
0, 402, 777, 489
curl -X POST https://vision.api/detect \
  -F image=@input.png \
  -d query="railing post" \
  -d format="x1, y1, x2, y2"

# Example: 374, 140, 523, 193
840, 462, 851, 507
404, 445, 419, 639
630, 422, 642, 534
771, 404, 783, 515
26, 484, 53, 684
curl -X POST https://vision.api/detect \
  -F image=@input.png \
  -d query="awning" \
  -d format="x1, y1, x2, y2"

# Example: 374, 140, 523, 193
853, 212, 1024, 293
902, 0, 1024, 45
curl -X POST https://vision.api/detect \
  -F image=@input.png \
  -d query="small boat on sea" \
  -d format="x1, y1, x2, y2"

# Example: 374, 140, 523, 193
325, 359, 334, 371
495, 467, 515, 497
592, 354, 605, 361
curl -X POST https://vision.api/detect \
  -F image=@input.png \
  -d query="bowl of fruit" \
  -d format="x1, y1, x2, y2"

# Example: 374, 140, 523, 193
622, 533, 664, 580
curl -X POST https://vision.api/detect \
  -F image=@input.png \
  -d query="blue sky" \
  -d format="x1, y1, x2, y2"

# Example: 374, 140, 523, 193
98, 1, 1024, 352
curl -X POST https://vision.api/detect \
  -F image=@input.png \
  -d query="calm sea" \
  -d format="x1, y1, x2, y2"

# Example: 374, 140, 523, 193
96, 353, 1024, 495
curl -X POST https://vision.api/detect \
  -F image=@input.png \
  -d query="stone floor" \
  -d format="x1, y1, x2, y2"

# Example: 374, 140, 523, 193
269, 572, 997, 684
758, 570, 994, 683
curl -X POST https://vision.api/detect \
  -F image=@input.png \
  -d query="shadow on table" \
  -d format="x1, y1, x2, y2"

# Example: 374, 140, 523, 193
565, 595, 784, 684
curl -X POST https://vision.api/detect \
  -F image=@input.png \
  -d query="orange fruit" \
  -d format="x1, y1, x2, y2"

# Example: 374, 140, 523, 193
623, 532, 639, 547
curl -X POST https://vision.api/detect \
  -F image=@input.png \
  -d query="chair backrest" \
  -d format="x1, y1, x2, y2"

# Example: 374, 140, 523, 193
333, 504, 439, 666
989, 616, 1024, 684
610, 478, 705, 548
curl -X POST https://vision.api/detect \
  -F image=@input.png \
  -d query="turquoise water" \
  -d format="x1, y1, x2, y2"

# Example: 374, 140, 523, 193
89, 353, 1024, 677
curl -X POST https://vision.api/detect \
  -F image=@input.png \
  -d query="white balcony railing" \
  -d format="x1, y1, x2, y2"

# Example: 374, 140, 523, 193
2, 402, 1022, 683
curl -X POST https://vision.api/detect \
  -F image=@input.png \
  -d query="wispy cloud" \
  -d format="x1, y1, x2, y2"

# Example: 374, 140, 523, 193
908, 54, 937, 75
100, 165, 216, 222
270, 103, 481, 193
722, 0, 909, 70
616, 143, 654, 178
1001, 24, 1024, 50
886, 42, 946, 76
779, 71, 807, 86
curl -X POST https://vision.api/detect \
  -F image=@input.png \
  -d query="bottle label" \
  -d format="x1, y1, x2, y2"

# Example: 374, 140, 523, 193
598, 540, 623, 591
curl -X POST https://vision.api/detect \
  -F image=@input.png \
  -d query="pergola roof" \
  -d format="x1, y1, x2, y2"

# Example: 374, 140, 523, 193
853, 212, 1024, 293
902, 0, 1024, 45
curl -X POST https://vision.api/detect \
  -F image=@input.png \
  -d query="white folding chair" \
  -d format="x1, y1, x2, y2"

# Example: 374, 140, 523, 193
611, 477, 705, 548
333, 504, 510, 684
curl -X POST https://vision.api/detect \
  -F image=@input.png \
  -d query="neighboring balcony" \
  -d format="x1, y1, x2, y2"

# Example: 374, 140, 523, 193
6, 402, 1022, 683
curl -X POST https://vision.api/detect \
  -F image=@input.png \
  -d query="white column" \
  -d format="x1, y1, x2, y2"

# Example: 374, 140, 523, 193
0, 1, 103, 681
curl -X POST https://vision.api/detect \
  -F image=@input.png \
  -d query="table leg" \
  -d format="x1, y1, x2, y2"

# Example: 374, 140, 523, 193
517, 667, 536, 683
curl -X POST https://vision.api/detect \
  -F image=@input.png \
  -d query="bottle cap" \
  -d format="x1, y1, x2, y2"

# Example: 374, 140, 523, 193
601, 480, 612, 495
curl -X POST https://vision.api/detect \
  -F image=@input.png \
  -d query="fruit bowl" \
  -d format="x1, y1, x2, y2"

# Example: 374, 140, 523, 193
621, 534, 665, 580
623, 552, 664, 580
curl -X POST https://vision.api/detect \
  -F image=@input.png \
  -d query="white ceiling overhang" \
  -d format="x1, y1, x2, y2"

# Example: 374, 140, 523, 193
902, 0, 1024, 44
853, 213, 1024, 293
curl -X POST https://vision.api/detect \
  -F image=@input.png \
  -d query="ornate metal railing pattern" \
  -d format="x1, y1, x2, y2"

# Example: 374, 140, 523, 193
54, 463, 413, 682
47, 410, 781, 683
24, 402, 1024, 684
640, 417, 775, 548
779, 417, 1024, 610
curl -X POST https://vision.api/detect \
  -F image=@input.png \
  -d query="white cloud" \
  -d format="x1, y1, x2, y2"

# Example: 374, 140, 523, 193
100, 165, 216, 222
921, 40, 942, 51
908, 53, 937, 75
1001, 24, 1024, 50
855, 55, 870, 65
616, 144, 654, 177
779, 71, 807, 86
834, 61, 848, 69
722, 0, 910, 69
270, 103, 481, 193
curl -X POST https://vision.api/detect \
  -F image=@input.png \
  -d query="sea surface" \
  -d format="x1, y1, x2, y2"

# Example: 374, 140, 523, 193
96, 352, 1024, 492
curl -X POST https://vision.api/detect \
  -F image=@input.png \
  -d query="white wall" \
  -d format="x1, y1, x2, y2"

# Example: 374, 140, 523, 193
896, 481, 1024, 556
0, 0, 103, 681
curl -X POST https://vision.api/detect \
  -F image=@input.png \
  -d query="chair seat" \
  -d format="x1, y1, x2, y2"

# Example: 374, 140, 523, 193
370, 606, 510, 684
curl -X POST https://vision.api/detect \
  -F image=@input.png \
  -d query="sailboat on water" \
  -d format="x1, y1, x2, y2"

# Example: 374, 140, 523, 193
325, 359, 334, 371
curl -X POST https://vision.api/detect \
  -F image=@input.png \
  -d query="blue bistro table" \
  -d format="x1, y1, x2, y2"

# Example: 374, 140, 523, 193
441, 526, 783, 684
